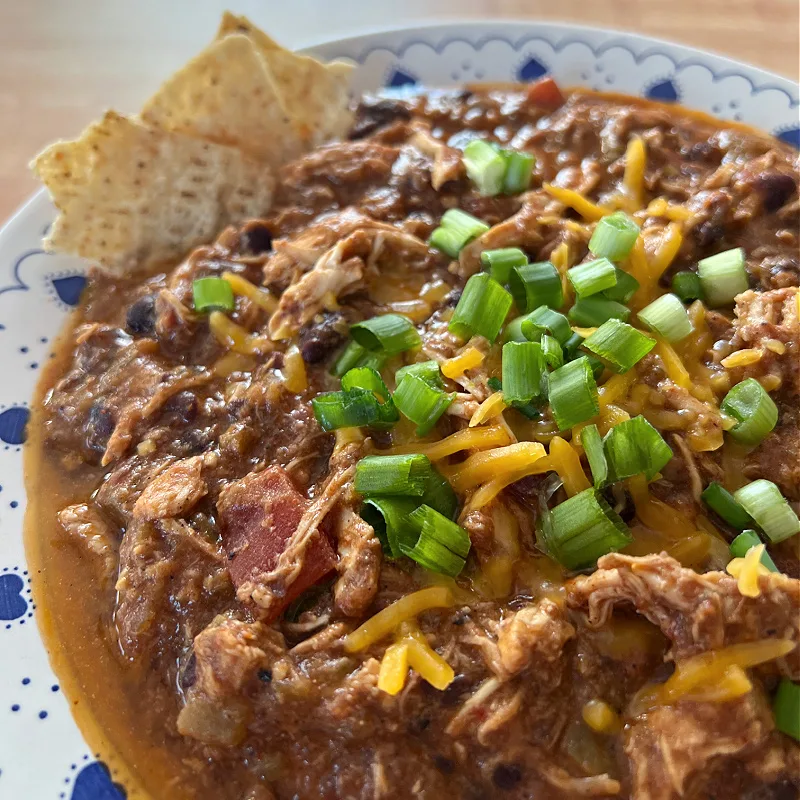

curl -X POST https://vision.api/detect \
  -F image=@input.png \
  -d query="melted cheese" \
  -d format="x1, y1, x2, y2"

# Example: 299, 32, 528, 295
389, 424, 512, 460
727, 544, 771, 598
543, 183, 611, 222
622, 136, 647, 210
443, 442, 547, 492
548, 436, 591, 496
377, 642, 410, 696
442, 346, 485, 379
469, 392, 507, 427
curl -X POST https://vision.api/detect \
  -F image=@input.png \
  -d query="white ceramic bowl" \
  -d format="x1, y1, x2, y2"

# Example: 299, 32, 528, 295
0, 21, 796, 800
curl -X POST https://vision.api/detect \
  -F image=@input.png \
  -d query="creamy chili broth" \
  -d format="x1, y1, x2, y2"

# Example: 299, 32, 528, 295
24, 85, 800, 800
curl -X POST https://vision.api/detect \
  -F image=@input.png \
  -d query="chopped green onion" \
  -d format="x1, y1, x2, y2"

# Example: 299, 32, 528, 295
773, 679, 800, 742
544, 489, 632, 570
548, 357, 599, 431
361, 496, 417, 558
503, 150, 536, 194
702, 482, 755, 530
395, 360, 443, 389
567, 257, 618, 298
541, 334, 564, 370
525, 306, 572, 344
399, 504, 471, 577
563, 332, 584, 360
422, 469, 458, 520
698, 248, 749, 307
429, 227, 466, 259
484, 376, 541, 420
193, 276, 234, 312
487, 377, 502, 392
603, 268, 640, 304
449, 273, 513, 343
637, 293, 693, 342
580, 424, 608, 488
480, 247, 528, 284
604, 415, 673, 481
585, 354, 606, 380
351, 314, 421, 355
429, 209, 490, 258
734, 480, 800, 543
312, 389, 384, 431
568, 296, 631, 327
341, 366, 399, 427
588, 211, 641, 261
355, 454, 433, 497
503, 315, 538, 343
331, 340, 386, 377
672, 271, 703, 302
393, 373, 455, 435
463, 139, 508, 196
729, 530, 778, 572
582, 319, 656, 373
721, 378, 778, 446
502, 341, 545, 404
509, 261, 563, 312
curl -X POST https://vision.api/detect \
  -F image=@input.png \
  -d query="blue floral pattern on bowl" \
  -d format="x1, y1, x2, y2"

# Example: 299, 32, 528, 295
0, 20, 796, 798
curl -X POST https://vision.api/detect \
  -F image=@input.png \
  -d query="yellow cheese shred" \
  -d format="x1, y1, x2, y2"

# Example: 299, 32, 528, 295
377, 642, 410, 696
622, 136, 647, 210
582, 699, 622, 734
208, 311, 273, 355
281, 344, 308, 393
598, 372, 636, 409
389, 424, 512, 460
643, 198, 693, 221
466, 456, 553, 510
222, 271, 277, 313
550, 241, 573, 306
442, 346, 485, 379
344, 587, 454, 653
443, 442, 547, 493
469, 392, 507, 427
548, 436, 590, 497
655, 338, 692, 390
400, 623, 455, 691
726, 544, 771, 598
721, 348, 763, 368
543, 183, 611, 222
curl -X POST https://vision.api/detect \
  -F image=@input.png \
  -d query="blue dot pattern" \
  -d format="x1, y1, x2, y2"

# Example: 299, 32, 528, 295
52, 275, 87, 306
0, 406, 29, 445
517, 56, 548, 82
645, 78, 680, 103
777, 127, 800, 149
70, 762, 127, 800
0, 574, 27, 620
386, 67, 417, 88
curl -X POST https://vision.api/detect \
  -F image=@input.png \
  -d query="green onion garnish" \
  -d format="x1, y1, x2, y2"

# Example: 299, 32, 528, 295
341, 366, 399, 427
422, 469, 459, 520
399, 504, 471, 577
351, 314, 421, 355
509, 261, 563, 313
729, 530, 778, 572
602, 267, 640, 304
563, 332, 584, 360
393, 373, 455, 436
480, 247, 528, 284
734, 480, 800, 543
429, 227, 466, 259
582, 319, 656, 373
312, 388, 383, 431
429, 209, 490, 258
671, 271, 703, 302
463, 139, 508, 196
541, 334, 564, 370
568, 296, 631, 327
395, 360, 443, 389
331, 340, 386, 377
503, 151, 536, 194
698, 248, 749, 307
701, 481, 754, 530
721, 378, 778, 446
524, 306, 572, 344
361, 496, 417, 557
567, 257, 618, 298
502, 341, 545, 404
588, 211, 640, 261
544, 489, 632, 570
637, 293, 693, 342
193, 276, 235, 313
580, 424, 608, 488
604, 415, 672, 481
449, 273, 513, 343
548, 357, 599, 431
773, 679, 800, 742
355, 454, 433, 497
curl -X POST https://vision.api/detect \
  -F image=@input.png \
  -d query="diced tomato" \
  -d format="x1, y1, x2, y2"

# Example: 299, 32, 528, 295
218, 466, 336, 619
526, 77, 566, 111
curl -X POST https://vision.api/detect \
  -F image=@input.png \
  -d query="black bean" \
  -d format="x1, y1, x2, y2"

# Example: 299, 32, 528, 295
85, 402, 115, 453
492, 764, 522, 791
258, 669, 273, 683
693, 222, 725, 249
241, 223, 273, 255
755, 172, 797, 212
433, 755, 454, 774
439, 674, 471, 707
125, 294, 158, 337
179, 652, 197, 691
163, 391, 199, 425
298, 313, 347, 364
349, 99, 412, 140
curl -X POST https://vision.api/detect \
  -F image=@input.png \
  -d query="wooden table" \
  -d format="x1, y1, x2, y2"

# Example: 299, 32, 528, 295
1, 0, 797, 223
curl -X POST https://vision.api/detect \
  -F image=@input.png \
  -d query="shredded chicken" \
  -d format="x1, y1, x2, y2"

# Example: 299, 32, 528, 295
409, 128, 465, 190
58, 502, 119, 584
333, 506, 381, 617
132, 455, 207, 520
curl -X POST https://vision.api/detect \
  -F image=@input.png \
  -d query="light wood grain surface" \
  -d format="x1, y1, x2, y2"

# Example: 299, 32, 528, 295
0, 0, 797, 223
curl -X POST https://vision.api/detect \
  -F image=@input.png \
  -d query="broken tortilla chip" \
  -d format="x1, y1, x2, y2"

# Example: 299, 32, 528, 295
140, 33, 302, 168
33, 111, 275, 275
216, 12, 354, 147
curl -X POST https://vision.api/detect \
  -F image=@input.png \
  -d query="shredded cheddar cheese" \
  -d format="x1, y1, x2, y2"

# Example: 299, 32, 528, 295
281, 344, 308, 393
377, 642, 410, 695
721, 348, 763, 368
400, 623, 455, 691
643, 198, 693, 222
442, 346, 485, 379
582, 699, 622, 734
222, 271, 278, 313
208, 311, 272, 355
764, 339, 786, 354
389, 424, 512, 459
466, 456, 553, 510
682, 665, 753, 704
550, 241, 573, 306
469, 392, 507, 427
598, 373, 636, 409
444, 442, 547, 493
548, 436, 590, 496
622, 136, 647, 210
212, 351, 256, 378
344, 587, 454, 653
655, 338, 692, 390
727, 544, 771, 598
543, 183, 611, 222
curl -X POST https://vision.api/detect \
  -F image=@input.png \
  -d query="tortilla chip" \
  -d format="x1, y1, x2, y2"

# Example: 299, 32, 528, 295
140, 33, 302, 168
216, 13, 354, 147
33, 111, 275, 275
